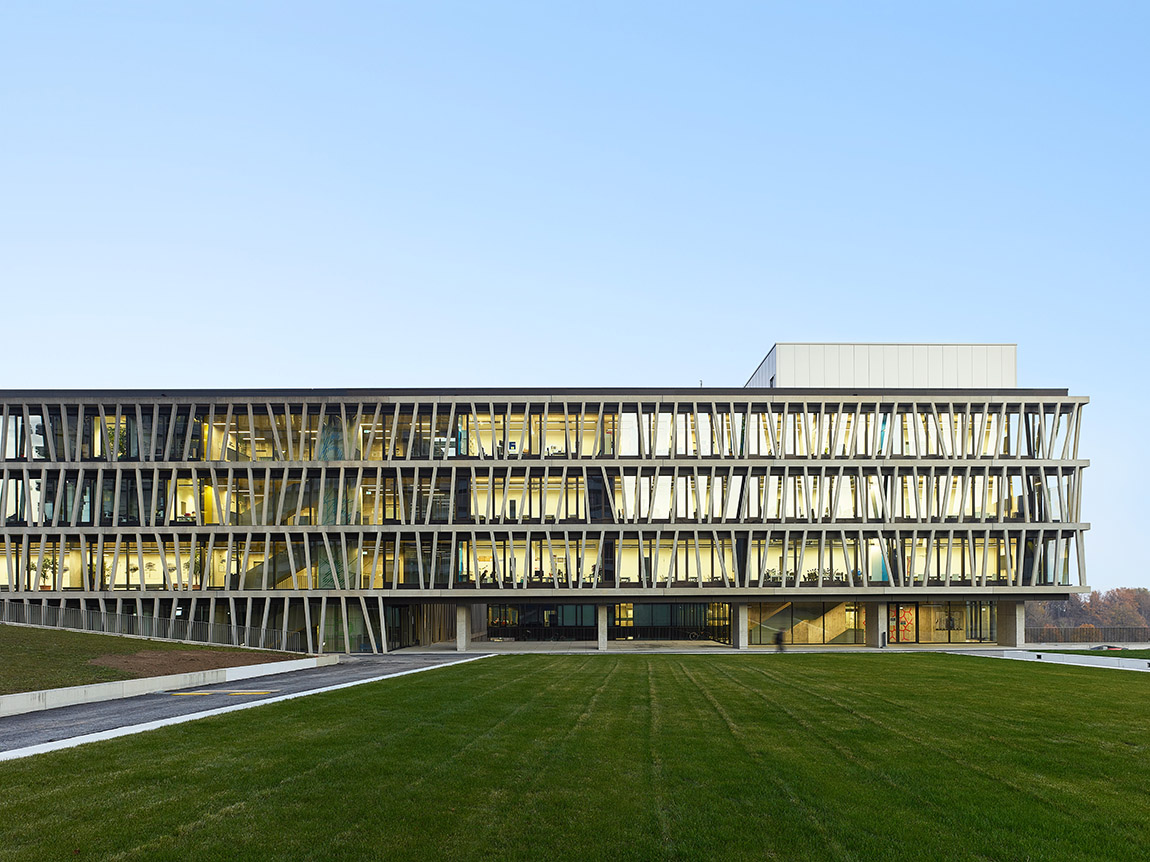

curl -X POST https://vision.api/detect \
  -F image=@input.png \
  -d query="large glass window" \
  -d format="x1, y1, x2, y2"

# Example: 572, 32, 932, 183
888, 601, 996, 643
749, 602, 865, 645
487, 603, 595, 640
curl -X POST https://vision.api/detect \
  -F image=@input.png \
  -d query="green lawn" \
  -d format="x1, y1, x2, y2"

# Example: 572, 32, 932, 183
0, 624, 285, 695
2, 653, 1148, 861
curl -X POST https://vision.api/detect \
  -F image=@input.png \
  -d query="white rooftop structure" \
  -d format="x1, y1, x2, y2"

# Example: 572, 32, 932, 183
746, 343, 1017, 389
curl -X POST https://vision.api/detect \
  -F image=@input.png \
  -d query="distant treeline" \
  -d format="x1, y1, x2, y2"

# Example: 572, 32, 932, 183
1027, 588, 1150, 628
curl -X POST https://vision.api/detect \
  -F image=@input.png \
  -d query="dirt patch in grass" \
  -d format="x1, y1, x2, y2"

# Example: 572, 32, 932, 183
89, 649, 291, 677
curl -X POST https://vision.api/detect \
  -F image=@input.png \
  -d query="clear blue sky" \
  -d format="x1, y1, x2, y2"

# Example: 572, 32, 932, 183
1, 2, 1146, 590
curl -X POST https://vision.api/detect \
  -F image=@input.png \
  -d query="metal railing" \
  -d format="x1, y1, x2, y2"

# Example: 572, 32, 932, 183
1025, 626, 1150, 644
0, 600, 305, 653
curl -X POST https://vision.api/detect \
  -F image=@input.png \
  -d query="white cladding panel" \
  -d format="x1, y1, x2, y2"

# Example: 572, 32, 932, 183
745, 349, 777, 388
747, 343, 1017, 388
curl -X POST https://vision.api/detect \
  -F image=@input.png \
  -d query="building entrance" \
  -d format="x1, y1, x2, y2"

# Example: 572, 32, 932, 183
887, 601, 996, 644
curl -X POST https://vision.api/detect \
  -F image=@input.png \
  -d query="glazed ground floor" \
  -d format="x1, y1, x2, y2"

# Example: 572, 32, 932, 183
0, 593, 1033, 653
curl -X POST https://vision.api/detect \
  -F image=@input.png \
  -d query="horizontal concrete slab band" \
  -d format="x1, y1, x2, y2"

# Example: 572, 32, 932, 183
0, 589, 1089, 604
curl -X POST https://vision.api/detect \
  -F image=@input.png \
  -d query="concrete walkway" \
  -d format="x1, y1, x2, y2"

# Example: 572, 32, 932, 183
0, 653, 491, 762
394, 639, 1007, 656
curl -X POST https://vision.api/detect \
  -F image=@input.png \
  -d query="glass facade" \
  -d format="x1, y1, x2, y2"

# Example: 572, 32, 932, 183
749, 602, 866, 645
0, 389, 1088, 651
487, 603, 597, 642
610, 602, 731, 643
888, 601, 996, 644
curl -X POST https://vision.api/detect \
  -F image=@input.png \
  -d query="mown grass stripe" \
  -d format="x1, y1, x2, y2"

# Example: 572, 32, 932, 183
1, 654, 1148, 862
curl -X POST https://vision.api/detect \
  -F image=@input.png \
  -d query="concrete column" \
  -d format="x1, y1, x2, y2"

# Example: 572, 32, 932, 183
996, 601, 1026, 647
455, 603, 471, 652
865, 601, 888, 648
731, 602, 749, 650
596, 604, 608, 651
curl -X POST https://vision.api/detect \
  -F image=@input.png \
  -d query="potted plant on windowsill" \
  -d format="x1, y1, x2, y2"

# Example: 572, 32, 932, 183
33, 557, 58, 590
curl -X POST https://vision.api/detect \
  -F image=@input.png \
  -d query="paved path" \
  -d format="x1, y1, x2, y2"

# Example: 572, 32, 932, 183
0, 653, 490, 761
398, 640, 1004, 655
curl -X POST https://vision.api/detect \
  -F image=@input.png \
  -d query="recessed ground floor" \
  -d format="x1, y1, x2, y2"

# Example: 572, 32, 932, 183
485, 600, 998, 647
0, 593, 1029, 653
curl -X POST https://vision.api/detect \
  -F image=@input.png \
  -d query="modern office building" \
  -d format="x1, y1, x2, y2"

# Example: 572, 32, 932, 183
0, 344, 1088, 652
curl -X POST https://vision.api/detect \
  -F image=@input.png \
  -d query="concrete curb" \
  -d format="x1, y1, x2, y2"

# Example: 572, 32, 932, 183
0, 654, 339, 718
960, 649, 1150, 673
1007, 649, 1150, 672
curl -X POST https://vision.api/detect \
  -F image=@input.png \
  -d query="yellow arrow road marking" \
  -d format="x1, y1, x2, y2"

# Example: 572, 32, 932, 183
170, 689, 280, 696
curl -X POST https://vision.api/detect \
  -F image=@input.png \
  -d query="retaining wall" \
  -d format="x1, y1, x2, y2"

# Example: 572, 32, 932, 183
0, 654, 339, 718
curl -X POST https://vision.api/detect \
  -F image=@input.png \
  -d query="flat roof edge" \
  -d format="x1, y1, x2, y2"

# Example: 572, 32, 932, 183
0, 387, 1075, 399
768, 342, 1019, 347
